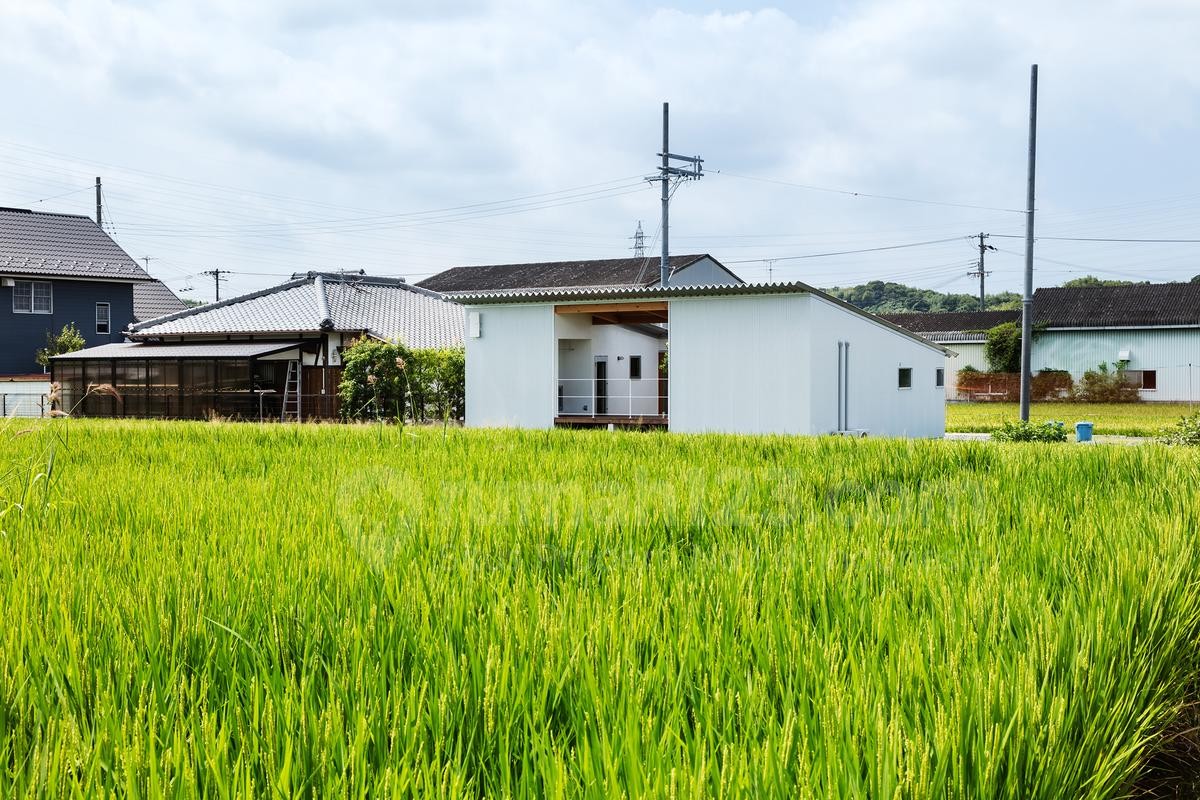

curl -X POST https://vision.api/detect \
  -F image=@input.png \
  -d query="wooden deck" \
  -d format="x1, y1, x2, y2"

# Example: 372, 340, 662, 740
554, 414, 668, 429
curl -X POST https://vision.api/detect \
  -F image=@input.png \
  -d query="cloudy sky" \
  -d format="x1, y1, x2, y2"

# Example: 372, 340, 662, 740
2, 0, 1199, 300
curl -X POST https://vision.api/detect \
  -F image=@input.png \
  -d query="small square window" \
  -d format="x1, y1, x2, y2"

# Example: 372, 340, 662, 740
898, 367, 912, 389
13, 280, 52, 314
1142, 370, 1157, 390
935, 368, 945, 387
629, 355, 642, 380
96, 302, 111, 335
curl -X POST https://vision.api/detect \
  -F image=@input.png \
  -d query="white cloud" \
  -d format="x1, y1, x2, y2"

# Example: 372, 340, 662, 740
1, 0, 1199, 294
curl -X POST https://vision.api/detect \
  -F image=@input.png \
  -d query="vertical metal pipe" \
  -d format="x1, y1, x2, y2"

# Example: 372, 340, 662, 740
844, 342, 850, 430
660, 102, 670, 288
95, 177, 102, 228
837, 342, 843, 431
1019, 65, 1038, 421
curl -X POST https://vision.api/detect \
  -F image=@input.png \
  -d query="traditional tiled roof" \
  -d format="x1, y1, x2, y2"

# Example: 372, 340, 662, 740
1031, 283, 1200, 328
130, 273, 464, 348
418, 254, 730, 292
0, 207, 152, 281
133, 280, 189, 322
879, 310, 1019, 334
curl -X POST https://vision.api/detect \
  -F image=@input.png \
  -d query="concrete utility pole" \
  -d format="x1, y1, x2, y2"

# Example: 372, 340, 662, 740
1019, 65, 1039, 422
95, 177, 102, 229
202, 268, 230, 302
652, 102, 703, 287
967, 233, 995, 311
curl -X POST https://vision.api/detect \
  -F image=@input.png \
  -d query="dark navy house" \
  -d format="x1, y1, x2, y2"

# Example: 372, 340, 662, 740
0, 207, 154, 376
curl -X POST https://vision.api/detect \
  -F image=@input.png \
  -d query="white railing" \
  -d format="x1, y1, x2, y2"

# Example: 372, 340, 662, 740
0, 393, 49, 418
557, 377, 665, 418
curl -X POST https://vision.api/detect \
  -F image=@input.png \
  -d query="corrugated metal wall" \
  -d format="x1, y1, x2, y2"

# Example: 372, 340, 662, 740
1034, 329, 1200, 401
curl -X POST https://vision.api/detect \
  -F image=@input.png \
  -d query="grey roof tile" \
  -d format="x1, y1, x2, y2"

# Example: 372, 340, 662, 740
0, 207, 152, 281
130, 273, 464, 348
133, 280, 189, 322
52, 341, 304, 359
418, 254, 712, 292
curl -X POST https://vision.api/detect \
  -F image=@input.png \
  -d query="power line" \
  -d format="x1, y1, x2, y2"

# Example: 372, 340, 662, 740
714, 170, 1026, 214
725, 236, 967, 264
992, 234, 1200, 243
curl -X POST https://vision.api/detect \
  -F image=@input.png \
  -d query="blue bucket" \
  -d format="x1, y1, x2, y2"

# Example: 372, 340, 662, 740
1075, 421, 1094, 443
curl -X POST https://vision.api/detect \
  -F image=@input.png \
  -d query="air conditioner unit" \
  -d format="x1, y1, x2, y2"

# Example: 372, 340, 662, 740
0, 278, 14, 287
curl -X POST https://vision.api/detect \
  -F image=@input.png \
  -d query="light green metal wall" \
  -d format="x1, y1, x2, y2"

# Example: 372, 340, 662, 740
1033, 329, 1200, 401
944, 343, 987, 399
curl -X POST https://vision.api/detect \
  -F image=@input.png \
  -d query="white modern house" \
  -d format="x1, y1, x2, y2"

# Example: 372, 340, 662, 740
452, 282, 948, 437
881, 310, 1018, 399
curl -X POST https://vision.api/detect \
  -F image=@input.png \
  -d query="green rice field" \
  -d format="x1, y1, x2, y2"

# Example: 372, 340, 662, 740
3, 420, 1200, 797
947, 401, 1198, 437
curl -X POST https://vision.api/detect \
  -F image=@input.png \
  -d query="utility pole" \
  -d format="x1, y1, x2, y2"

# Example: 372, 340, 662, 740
95, 177, 102, 229
650, 102, 703, 287
201, 268, 230, 302
1019, 64, 1039, 422
967, 233, 995, 310
632, 221, 646, 257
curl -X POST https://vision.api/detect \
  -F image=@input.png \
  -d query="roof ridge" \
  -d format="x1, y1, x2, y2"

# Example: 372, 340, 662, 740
129, 275, 312, 333
0, 206, 96, 220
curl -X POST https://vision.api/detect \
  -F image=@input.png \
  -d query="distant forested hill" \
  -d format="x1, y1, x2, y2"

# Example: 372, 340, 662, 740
822, 281, 1021, 313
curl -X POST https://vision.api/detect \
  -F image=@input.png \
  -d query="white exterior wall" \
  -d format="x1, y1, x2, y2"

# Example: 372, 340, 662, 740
1033, 328, 1200, 401
668, 294, 810, 434
942, 342, 987, 399
669, 257, 743, 287
465, 304, 555, 428
553, 313, 665, 416
807, 296, 946, 438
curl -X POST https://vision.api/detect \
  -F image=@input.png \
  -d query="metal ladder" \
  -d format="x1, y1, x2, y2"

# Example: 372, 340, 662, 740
281, 360, 301, 422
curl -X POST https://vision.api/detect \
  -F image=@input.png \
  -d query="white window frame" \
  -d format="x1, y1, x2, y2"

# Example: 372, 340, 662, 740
629, 355, 642, 380
13, 280, 53, 314
898, 366, 913, 390
96, 302, 111, 335
935, 368, 945, 388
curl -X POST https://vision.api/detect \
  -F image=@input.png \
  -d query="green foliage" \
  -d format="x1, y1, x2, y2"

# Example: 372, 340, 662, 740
1074, 362, 1141, 403
823, 280, 1021, 313
338, 338, 464, 422
1061, 275, 1145, 288
991, 419, 1069, 442
984, 322, 1022, 373
948, 402, 1196, 437
34, 322, 85, 368
4, 422, 1200, 796
1158, 412, 1200, 445
959, 364, 979, 374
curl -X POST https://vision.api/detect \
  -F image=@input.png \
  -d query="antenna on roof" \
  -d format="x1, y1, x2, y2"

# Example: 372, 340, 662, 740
95, 177, 102, 229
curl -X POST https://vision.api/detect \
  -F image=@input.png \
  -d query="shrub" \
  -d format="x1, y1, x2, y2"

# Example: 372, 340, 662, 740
1032, 369, 1073, 401
1073, 362, 1141, 403
35, 323, 86, 368
992, 420, 1068, 442
1158, 412, 1200, 446
339, 338, 465, 422
984, 322, 1022, 373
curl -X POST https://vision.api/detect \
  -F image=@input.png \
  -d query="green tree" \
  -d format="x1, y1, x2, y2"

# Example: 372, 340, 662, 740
984, 322, 1022, 373
35, 323, 86, 368
338, 338, 465, 422
823, 280, 1021, 313
1061, 275, 1143, 288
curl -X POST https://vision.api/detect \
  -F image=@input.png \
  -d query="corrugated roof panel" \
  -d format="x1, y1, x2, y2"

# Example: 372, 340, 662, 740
51, 341, 304, 359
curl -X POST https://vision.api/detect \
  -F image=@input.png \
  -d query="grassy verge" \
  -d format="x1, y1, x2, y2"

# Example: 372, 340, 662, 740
3, 420, 1200, 797
947, 401, 1198, 437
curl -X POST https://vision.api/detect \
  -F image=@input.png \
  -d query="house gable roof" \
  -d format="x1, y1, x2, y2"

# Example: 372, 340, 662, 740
1031, 283, 1200, 328
0, 207, 152, 282
417, 254, 732, 293
130, 272, 464, 348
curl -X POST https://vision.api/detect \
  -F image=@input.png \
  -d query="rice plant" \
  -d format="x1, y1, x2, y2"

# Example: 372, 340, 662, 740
2, 420, 1199, 798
